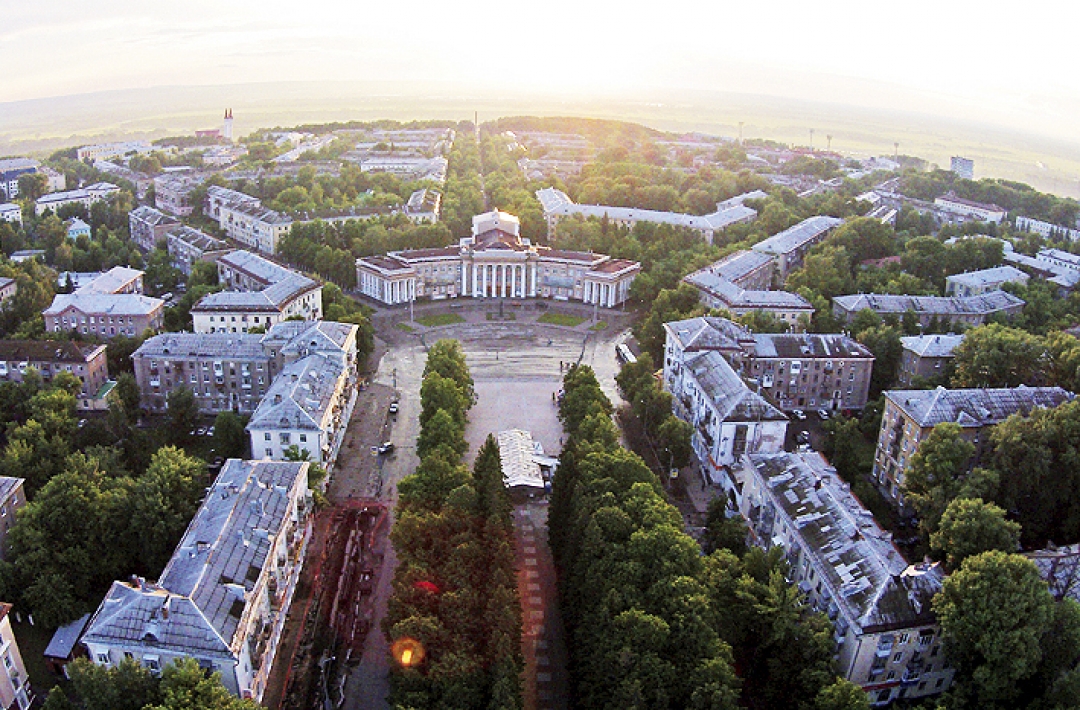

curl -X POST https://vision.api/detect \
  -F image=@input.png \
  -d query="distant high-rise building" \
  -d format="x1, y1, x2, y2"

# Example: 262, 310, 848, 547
951, 156, 974, 180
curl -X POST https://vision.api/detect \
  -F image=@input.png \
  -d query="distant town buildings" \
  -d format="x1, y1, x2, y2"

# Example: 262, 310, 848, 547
738, 452, 953, 704
750, 216, 845, 280
0, 477, 26, 560
535, 187, 763, 243
82, 459, 312, 703
873, 386, 1074, 505
76, 141, 154, 162
1005, 246, 1080, 295
933, 193, 1006, 224
43, 293, 164, 338
403, 188, 442, 223
1015, 215, 1080, 242
0, 340, 110, 410
0, 158, 40, 200
832, 291, 1025, 328
356, 209, 640, 307
897, 334, 964, 386
34, 182, 120, 217
945, 266, 1028, 297
950, 156, 974, 180
0, 204, 22, 226
129, 205, 181, 251
93, 160, 152, 197
192, 251, 322, 334
153, 173, 205, 217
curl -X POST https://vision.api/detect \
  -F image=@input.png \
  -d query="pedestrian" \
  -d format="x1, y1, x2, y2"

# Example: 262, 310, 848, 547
552, 392, 556, 403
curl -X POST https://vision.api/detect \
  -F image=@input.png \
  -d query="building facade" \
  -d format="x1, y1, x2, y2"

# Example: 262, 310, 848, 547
0, 279, 15, 306
950, 157, 974, 180
129, 205, 181, 251
82, 459, 311, 703
0, 603, 32, 709
0, 340, 109, 410
1015, 215, 1080, 242
75, 141, 153, 162
897, 334, 964, 387
751, 216, 845, 281
0, 158, 39, 201
738, 452, 953, 706
44, 294, 164, 338
0, 204, 21, 226
945, 266, 1028, 297
832, 291, 1026, 328
166, 226, 232, 275
684, 267, 814, 328
872, 386, 1074, 506
154, 173, 205, 217
75, 266, 145, 295
34, 182, 120, 216
933, 193, 1006, 224
0, 478, 26, 561
205, 187, 292, 255
356, 210, 640, 307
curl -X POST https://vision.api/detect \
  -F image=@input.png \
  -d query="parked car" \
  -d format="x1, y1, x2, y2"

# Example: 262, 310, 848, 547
378, 441, 395, 455
817, 409, 831, 420
791, 409, 807, 421
797, 430, 811, 444
389, 401, 399, 416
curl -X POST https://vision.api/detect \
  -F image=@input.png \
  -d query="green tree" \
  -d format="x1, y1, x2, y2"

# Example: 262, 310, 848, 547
423, 339, 475, 403
855, 324, 901, 398
952, 324, 1047, 388
786, 245, 853, 299
213, 411, 248, 459
125, 446, 205, 572
702, 498, 747, 556
416, 408, 467, 460
930, 497, 1021, 571
42, 687, 76, 710
813, 679, 871, 710
112, 372, 141, 423
68, 657, 160, 710
419, 371, 470, 429
146, 657, 261, 710
165, 386, 198, 445
934, 551, 1056, 707
901, 422, 976, 536
656, 415, 693, 470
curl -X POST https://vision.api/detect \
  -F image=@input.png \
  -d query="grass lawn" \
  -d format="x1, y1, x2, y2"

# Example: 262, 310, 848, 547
415, 313, 465, 327
12, 618, 60, 696
537, 312, 586, 327
395, 322, 415, 332
589, 321, 608, 331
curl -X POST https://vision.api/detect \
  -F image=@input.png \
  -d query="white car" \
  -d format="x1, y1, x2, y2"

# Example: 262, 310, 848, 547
817, 409, 831, 420
791, 409, 807, 421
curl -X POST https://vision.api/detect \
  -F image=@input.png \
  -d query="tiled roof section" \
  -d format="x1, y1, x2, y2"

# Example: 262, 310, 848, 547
751, 216, 844, 255
751, 333, 872, 359
538, 248, 604, 263
833, 290, 1026, 315
247, 351, 348, 431
166, 225, 230, 253
43, 293, 163, 316
885, 386, 1074, 428
261, 320, 356, 357
936, 192, 1005, 213
664, 316, 754, 352
0, 339, 103, 363
747, 452, 942, 632
357, 255, 414, 273
686, 351, 787, 422
130, 205, 180, 227
947, 266, 1028, 287
206, 185, 259, 206
899, 334, 965, 358
497, 429, 545, 489
75, 266, 144, 295
133, 332, 266, 360
472, 229, 529, 252
1026, 544, 1080, 604
0, 476, 23, 504
685, 271, 811, 310
218, 251, 299, 287
697, 250, 774, 283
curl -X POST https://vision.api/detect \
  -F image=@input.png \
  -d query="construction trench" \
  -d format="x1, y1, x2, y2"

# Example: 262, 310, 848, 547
275, 501, 388, 710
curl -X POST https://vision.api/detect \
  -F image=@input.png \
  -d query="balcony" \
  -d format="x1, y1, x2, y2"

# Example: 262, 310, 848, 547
875, 642, 895, 658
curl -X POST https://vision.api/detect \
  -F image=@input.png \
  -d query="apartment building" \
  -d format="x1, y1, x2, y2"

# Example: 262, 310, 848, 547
872, 386, 1074, 506
933, 193, 1006, 224
75, 266, 145, 295
0, 603, 32, 709
738, 452, 953, 706
193, 251, 322, 334
153, 173, 205, 217
945, 266, 1028, 297
166, 226, 231, 276
684, 268, 813, 327
43, 293, 164, 338
34, 182, 120, 216
1015, 215, 1080, 242
404, 188, 442, 223
897, 334, 964, 387
0, 158, 39, 201
0, 340, 109, 410
751, 216, 844, 281
743, 333, 874, 412
75, 141, 153, 162
0, 204, 21, 226
0, 279, 15, 306
205, 187, 291, 254
82, 459, 312, 703
832, 291, 1025, 329
129, 205, 181, 251
0, 478, 26, 560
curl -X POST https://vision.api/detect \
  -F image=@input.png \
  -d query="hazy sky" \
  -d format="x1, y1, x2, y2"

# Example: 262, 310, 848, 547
3, 0, 1079, 141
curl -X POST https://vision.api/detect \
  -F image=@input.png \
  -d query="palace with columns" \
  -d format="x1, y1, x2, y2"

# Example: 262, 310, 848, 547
356, 210, 640, 307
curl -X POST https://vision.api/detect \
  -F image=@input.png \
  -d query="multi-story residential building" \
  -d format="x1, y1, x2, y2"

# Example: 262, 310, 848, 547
691, 250, 775, 290
738, 452, 953, 706
933, 192, 1006, 224
205, 187, 291, 254
129, 205, 181, 251
950, 156, 974, 180
81, 459, 312, 703
832, 291, 1025, 328
75, 141, 153, 162
166, 226, 232, 275
0, 204, 21, 226
0, 340, 109, 410
945, 266, 1028, 297
65, 217, 91, 240
75, 266, 145, 295
1015, 215, 1080, 242
0, 158, 40, 201
897, 334, 964, 387
873, 386, 1074, 505
43, 293, 164, 338
751, 215, 845, 280
34, 182, 120, 217
0, 279, 15, 306
663, 345, 787, 496
204, 186, 260, 222
356, 209, 640, 307
132, 320, 355, 417
153, 173, 205, 217
0, 478, 26, 560
355, 155, 448, 182
39, 167, 65, 193
0, 602, 32, 709
684, 267, 814, 328
193, 251, 322, 334
404, 188, 442, 223
93, 160, 152, 198
8, 251, 44, 263
535, 187, 763, 244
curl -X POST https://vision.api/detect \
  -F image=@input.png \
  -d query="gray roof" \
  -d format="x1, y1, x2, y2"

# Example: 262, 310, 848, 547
750, 333, 872, 359
664, 316, 755, 353
695, 250, 774, 284
261, 320, 356, 357
833, 290, 1026, 316
885, 386, 1074, 428
0, 476, 23, 504
751, 216, 844, 256
900, 334, 965, 358
43, 293, 163, 316
37, 183, 119, 205
82, 460, 307, 657
219, 251, 306, 287
535, 187, 758, 233
746, 452, 942, 633
0, 158, 38, 173
685, 271, 812, 310
946, 266, 1029, 288
685, 351, 787, 422
167, 225, 230, 253
75, 266, 144, 295
225, 200, 292, 225
206, 185, 259, 205
133, 332, 266, 360
129, 205, 180, 227
44, 613, 91, 659
247, 351, 349, 431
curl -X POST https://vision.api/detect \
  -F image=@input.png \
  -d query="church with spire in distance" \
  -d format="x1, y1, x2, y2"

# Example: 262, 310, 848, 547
355, 209, 640, 307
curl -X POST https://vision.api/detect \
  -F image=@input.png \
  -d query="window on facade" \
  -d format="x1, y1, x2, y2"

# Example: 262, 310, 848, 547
264, 433, 271, 441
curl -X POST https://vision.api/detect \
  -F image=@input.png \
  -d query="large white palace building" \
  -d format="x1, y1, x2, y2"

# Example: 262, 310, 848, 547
356, 210, 640, 307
